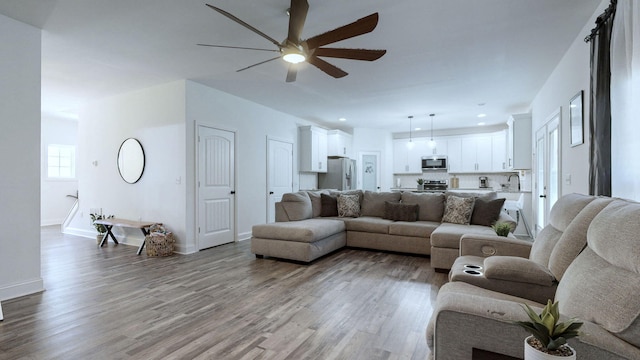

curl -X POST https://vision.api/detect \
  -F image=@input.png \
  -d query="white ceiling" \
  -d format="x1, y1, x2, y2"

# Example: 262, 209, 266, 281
0, 0, 601, 133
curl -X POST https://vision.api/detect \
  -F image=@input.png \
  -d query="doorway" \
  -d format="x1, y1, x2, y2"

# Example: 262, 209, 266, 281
267, 138, 293, 223
359, 151, 380, 192
197, 126, 235, 250
534, 110, 561, 235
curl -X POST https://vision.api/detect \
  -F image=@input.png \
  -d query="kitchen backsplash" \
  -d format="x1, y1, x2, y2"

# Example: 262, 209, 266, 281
395, 171, 532, 192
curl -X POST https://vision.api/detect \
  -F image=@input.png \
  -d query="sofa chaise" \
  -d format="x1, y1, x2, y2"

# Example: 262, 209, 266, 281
251, 190, 516, 265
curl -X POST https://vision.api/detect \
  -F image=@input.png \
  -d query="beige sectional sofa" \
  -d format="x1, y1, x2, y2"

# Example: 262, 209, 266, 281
426, 194, 640, 359
251, 190, 516, 265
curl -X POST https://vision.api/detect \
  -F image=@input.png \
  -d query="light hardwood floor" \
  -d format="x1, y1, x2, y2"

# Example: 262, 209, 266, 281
0, 227, 448, 360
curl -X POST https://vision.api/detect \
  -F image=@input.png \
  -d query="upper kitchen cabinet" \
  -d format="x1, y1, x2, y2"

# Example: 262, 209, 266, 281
492, 130, 507, 171
507, 114, 532, 169
299, 125, 328, 173
327, 129, 353, 158
461, 135, 493, 172
393, 138, 425, 174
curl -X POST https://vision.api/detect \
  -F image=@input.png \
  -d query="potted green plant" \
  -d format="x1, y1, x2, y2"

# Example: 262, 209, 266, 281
416, 178, 425, 190
90, 213, 114, 244
492, 222, 511, 237
515, 300, 582, 359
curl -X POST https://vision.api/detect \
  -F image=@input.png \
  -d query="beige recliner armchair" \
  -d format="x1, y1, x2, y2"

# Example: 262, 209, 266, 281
449, 193, 611, 303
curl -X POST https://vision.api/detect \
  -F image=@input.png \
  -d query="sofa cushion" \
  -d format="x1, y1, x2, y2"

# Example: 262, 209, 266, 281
388, 221, 439, 238
556, 200, 640, 347
343, 216, 393, 234
307, 190, 329, 218
442, 195, 475, 225
320, 193, 338, 217
252, 218, 345, 243
483, 256, 556, 287
383, 201, 418, 222
470, 197, 505, 226
401, 192, 445, 222
281, 191, 312, 220
330, 189, 364, 204
337, 194, 360, 217
361, 191, 402, 218
431, 223, 506, 249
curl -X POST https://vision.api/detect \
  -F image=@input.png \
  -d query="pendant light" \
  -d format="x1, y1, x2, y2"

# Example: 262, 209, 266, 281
406, 115, 415, 149
428, 113, 436, 149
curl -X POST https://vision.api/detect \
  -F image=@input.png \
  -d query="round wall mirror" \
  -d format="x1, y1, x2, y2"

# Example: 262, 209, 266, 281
117, 138, 145, 184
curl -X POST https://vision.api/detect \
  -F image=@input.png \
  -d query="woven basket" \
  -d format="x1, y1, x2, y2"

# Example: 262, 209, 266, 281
145, 232, 175, 257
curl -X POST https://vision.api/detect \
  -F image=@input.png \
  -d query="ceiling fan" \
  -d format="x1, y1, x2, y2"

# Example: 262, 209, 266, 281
198, 0, 386, 82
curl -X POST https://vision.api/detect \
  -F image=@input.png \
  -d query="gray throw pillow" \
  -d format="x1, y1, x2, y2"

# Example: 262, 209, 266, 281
442, 195, 475, 225
383, 201, 418, 222
337, 194, 360, 218
470, 197, 506, 226
320, 193, 338, 217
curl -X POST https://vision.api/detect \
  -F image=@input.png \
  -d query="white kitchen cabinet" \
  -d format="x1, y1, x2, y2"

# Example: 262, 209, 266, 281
492, 130, 507, 171
461, 136, 492, 172
507, 114, 532, 169
446, 138, 462, 172
393, 138, 425, 174
327, 129, 353, 158
299, 126, 327, 172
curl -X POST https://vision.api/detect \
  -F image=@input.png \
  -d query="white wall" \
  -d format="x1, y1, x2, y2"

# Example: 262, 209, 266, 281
67, 81, 188, 251
41, 116, 78, 225
352, 128, 393, 191
185, 81, 315, 251
530, 0, 610, 197
0, 14, 44, 300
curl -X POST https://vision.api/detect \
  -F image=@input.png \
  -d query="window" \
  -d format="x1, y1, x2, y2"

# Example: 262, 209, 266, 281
47, 144, 76, 179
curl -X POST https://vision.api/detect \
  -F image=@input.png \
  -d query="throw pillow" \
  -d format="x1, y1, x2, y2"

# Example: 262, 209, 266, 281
470, 197, 506, 226
383, 201, 418, 222
337, 194, 360, 218
320, 193, 338, 217
441, 195, 475, 225
307, 190, 328, 218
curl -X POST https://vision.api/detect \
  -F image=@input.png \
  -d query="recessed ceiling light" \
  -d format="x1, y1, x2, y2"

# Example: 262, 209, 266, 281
338, 117, 346, 122
478, 122, 486, 126
415, 127, 421, 131
477, 113, 487, 118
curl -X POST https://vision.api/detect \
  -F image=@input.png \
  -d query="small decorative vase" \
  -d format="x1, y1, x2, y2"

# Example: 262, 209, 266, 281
417, 184, 424, 190
524, 336, 576, 360
96, 234, 105, 245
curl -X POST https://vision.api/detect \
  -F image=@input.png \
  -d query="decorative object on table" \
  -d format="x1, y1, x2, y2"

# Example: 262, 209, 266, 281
516, 300, 582, 359
491, 221, 512, 237
145, 224, 175, 257
450, 175, 459, 189
416, 178, 425, 190
569, 90, 584, 147
90, 213, 114, 244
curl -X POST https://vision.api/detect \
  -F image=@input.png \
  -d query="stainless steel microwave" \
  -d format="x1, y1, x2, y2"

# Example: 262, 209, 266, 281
421, 156, 448, 170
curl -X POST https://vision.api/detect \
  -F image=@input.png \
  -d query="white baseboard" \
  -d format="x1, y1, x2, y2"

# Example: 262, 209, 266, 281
41, 218, 64, 227
237, 231, 252, 241
62, 227, 95, 239
0, 277, 44, 302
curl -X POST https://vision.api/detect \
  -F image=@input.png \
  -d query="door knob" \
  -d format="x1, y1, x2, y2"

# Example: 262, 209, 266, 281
230, 191, 236, 194
539, 195, 547, 198
269, 191, 274, 195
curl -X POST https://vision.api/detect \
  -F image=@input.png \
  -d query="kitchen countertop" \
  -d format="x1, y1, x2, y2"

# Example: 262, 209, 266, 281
391, 187, 531, 194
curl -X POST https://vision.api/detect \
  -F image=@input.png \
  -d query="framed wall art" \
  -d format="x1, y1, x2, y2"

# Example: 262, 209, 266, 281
569, 90, 584, 147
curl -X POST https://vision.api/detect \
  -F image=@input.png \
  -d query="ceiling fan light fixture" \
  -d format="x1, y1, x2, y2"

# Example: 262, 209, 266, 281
283, 48, 306, 64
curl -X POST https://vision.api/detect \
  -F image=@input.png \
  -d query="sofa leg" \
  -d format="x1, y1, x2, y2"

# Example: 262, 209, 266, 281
255, 254, 264, 259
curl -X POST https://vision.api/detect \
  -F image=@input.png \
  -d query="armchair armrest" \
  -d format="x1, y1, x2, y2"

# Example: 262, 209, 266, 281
459, 234, 532, 258
484, 256, 556, 286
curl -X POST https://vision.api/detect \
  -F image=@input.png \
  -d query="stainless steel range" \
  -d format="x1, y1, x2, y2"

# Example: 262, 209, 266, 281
423, 180, 448, 192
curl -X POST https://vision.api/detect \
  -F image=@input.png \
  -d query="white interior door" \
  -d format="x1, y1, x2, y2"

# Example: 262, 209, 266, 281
267, 138, 293, 223
534, 111, 561, 235
198, 126, 235, 250
359, 151, 380, 192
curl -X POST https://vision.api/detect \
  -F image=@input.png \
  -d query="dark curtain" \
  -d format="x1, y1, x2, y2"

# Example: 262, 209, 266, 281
587, 1, 616, 196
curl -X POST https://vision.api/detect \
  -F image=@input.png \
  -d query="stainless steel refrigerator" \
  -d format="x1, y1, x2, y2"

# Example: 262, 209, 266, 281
318, 157, 357, 190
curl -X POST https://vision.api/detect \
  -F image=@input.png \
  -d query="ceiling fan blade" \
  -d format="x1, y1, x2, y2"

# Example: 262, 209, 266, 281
287, 0, 309, 44
286, 65, 298, 83
304, 13, 379, 50
307, 56, 348, 78
197, 44, 280, 52
314, 48, 386, 61
236, 56, 281, 72
205, 3, 282, 48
